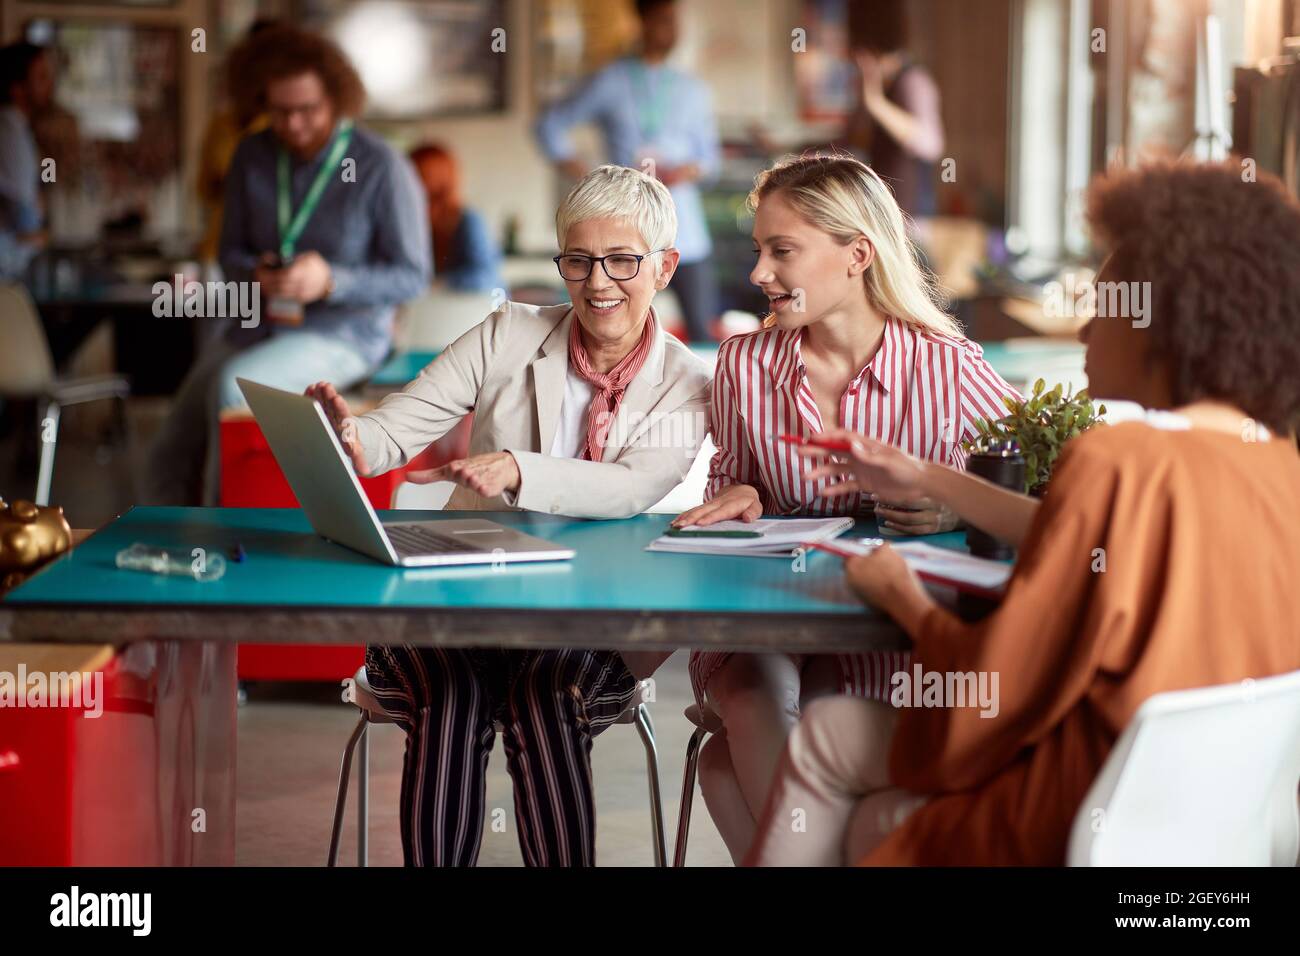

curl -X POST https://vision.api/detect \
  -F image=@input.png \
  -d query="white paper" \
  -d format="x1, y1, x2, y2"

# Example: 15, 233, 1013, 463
826, 539, 1013, 592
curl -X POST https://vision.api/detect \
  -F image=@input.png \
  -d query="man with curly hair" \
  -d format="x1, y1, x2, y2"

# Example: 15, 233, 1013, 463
146, 26, 431, 505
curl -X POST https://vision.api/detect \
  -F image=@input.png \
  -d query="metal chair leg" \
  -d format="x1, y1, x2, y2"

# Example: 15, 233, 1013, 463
633, 703, 667, 867
357, 720, 370, 867
328, 715, 368, 867
674, 725, 709, 867
34, 400, 60, 507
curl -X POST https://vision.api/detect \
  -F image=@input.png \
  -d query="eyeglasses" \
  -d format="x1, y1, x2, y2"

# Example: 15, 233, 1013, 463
553, 250, 666, 282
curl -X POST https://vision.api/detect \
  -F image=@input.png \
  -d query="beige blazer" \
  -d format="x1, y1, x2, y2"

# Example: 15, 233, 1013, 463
352, 300, 713, 519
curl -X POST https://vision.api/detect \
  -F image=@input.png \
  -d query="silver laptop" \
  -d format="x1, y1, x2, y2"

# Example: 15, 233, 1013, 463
236, 379, 575, 567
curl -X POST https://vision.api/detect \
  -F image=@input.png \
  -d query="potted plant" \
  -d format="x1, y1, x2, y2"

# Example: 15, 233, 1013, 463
965, 379, 1106, 496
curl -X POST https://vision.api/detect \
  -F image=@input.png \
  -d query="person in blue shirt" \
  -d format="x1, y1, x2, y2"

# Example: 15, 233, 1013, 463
0, 42, 53, 281
409, 143, 504, 294
143, 26, 430, 506
535, 0, 721, 342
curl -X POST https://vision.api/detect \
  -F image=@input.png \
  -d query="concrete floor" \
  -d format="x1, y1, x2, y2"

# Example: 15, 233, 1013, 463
235, 651, 733, 866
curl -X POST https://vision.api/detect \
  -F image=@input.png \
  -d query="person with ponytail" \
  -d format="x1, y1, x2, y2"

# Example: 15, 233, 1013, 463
671, 152, 1019, 863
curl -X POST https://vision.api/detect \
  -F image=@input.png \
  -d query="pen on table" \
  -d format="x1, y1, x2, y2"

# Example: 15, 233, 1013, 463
808, 540, 879, 559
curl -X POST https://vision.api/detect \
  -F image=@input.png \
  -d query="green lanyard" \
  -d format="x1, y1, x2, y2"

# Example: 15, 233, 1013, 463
276, 119, 354, 260
628, 60, 672, 144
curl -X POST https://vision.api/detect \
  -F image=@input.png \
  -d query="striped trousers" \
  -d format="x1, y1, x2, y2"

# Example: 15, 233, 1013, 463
364, 644, 638, 866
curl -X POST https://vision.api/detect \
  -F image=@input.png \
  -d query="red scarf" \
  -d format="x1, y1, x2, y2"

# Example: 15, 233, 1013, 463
567, 312, 656, 462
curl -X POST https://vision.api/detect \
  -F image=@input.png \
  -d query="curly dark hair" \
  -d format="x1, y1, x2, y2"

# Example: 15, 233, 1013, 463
229, 25, 365, 125
1085, 158, 1300, 435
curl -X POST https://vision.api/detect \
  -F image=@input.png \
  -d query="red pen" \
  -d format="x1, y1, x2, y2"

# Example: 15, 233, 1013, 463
776, 433, 856, 452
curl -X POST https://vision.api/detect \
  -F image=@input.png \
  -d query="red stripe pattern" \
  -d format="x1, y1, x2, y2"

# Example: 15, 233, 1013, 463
690, 316, 1020, 704
567, 311, 657, 462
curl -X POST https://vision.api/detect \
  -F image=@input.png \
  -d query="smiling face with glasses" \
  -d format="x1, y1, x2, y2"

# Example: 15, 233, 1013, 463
557, 217, 680, 363
266, 71, 337, 160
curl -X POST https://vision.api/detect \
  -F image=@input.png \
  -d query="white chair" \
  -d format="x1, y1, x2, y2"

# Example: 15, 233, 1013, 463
0, 283, 131, 505
1068, 668, 1300, 866
328, 665, 667, 866
644, 435, 715, 515
393, 289, 502, 353
390, 478, 456, 511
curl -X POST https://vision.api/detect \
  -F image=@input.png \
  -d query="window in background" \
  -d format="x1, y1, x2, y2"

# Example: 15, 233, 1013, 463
24, 17, 184, 246
294, 0, 507, 117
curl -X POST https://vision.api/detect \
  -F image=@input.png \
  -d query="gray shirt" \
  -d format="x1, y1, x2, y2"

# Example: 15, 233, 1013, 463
219, 122, 432, 367
0, 105, 42, 280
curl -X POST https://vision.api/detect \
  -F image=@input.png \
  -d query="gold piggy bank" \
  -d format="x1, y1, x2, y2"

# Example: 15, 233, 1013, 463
0, 497, 73, 591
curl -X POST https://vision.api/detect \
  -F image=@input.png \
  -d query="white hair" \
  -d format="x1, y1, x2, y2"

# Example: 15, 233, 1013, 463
555, 164, 678, 255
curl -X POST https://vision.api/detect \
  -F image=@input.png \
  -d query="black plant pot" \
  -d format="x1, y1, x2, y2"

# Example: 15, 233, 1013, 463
965, 447, 1026, 561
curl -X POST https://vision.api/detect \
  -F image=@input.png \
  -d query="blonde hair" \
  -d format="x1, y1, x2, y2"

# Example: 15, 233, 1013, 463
748, 152, 960, 338
555, 164, 678, 257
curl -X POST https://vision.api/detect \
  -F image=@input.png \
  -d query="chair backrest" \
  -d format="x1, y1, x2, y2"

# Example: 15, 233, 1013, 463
0, 283, 56, 395
394, 290, 501, 353
1068, 668, 1300, 866
390, 479, 455, 511
643, 434, 715, 514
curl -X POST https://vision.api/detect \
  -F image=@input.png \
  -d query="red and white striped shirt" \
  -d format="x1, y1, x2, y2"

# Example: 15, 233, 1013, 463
690, 316, 1021, 703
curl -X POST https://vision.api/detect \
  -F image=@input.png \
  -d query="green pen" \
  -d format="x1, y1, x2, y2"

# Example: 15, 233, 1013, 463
665, 528, 764, 538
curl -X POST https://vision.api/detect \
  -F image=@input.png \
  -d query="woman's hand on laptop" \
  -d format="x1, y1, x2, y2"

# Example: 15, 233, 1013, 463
406, 452, 521, 499
305, 382, 372, 476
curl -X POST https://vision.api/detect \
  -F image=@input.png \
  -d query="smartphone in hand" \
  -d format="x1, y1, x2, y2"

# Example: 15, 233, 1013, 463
260, 253, 304, 325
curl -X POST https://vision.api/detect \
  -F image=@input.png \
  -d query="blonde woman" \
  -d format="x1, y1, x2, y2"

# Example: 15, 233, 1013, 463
672, 153, 1019, 862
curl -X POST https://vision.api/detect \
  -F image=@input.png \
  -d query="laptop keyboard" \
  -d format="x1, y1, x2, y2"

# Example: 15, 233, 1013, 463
385, 524, 486, 557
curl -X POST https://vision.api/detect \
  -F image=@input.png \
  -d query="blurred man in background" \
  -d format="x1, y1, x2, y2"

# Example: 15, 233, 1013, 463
536, 0, 721, 342
144, 26, 430, 505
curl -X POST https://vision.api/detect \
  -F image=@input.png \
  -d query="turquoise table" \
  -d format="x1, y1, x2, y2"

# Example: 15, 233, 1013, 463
365, 340, 1080, 391
0, 508, 978, 654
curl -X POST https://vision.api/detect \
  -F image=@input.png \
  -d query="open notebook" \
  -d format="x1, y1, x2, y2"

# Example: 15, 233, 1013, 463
812, 538, 1014, 598
646, 517, 854, 558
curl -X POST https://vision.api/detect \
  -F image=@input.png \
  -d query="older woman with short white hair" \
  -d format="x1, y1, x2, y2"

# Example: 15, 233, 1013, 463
306, 165, 711, 867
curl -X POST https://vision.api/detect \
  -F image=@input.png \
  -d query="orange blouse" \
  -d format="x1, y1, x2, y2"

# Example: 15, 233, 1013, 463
865, 418, 1300, 865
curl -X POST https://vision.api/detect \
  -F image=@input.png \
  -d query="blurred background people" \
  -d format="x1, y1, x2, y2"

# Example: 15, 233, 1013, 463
144, 25, 430, 506
837, 0, 945, 220
409, 142, 503, 294
0, 41, 54, 282
194, 18, 280, 266
535, 0, 722, 342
